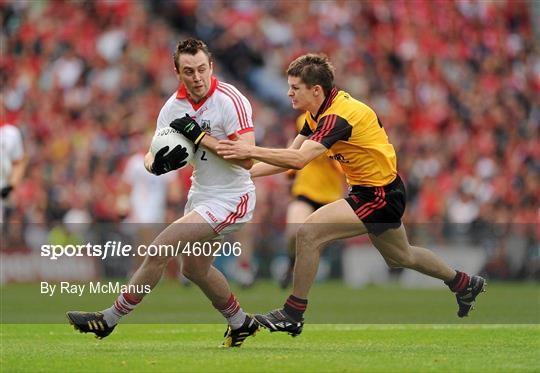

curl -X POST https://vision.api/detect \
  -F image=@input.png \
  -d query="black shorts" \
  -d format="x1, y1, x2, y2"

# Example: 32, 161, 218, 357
345, 175, 406, 236
295, 195, 325, 211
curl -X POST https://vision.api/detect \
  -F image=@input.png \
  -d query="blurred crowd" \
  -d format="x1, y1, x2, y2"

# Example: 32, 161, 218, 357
1, 1, 539, 279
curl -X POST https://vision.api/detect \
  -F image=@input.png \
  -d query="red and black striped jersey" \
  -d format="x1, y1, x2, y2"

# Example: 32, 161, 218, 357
292, 114, 344, 204
300, 89, 397, 186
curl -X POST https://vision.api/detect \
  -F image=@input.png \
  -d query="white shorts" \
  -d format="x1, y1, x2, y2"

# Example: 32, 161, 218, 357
184, 190, 256, 235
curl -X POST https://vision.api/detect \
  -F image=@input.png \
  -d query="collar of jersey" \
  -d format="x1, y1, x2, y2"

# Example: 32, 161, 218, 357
310, 87, 338, 122
176, 76, 218, 111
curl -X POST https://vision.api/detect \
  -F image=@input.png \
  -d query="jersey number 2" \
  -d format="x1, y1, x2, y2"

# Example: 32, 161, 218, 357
200, 150, 208, 161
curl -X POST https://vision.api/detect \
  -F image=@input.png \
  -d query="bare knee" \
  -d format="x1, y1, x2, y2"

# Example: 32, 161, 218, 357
296, 224, 325, 255
142, 254, 171, 270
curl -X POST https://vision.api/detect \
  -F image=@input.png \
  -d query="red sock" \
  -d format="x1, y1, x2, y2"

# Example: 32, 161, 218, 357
445, 271, 470, 292
113, 293, 141, 316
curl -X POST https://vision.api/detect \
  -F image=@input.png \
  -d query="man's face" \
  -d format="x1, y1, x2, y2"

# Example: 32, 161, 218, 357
177, 50, 213, 102
287, 76, 317, 112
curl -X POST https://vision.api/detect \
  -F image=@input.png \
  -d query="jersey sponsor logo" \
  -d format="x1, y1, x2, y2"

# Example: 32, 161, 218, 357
191, 106, 209, 119
329, 153, 350, 163
206, 211, 218, 223
198, 106, 208, 117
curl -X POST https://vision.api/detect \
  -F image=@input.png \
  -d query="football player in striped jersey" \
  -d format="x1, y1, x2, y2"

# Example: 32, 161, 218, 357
218, 54, 486, 336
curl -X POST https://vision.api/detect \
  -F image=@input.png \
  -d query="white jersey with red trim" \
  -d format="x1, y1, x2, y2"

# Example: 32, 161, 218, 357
0, 124, 24, 189
1, 123, 24, 223
156, 77, 255, 195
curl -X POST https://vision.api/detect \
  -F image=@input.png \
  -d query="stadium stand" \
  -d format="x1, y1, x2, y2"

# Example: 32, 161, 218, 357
1, 0, 538, 280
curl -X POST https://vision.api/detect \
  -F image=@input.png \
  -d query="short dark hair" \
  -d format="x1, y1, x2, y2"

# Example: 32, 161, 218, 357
286, 54, 335, 95
174, 38, 212, 72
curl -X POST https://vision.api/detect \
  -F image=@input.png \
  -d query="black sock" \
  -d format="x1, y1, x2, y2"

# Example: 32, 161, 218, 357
283, 295, 307, 322
445, 270, 470, 292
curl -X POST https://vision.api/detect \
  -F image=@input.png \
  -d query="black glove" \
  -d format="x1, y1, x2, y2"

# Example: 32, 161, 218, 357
170, 114, 206, 149
1, 185, 13, 199
150, 145, 189, 175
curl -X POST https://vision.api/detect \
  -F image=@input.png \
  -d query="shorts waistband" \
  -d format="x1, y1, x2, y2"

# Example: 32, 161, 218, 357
349, 174, 401, 194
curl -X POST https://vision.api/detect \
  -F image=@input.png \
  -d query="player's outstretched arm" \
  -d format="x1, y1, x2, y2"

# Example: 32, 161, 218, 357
249, 134, 308, 177
249, 162, 288, 178
217, 139, 326, 170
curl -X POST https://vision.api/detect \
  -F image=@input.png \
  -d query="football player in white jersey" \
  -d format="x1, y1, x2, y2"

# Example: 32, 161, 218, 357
0, 122, 27, 223
67, 39, 259, 347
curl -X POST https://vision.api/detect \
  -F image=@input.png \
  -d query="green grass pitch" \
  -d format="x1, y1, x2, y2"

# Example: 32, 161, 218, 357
1, 281, 539, 372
